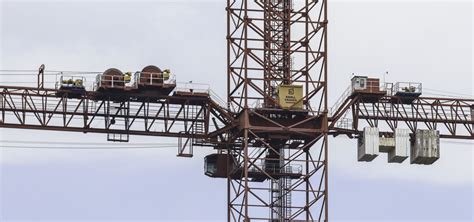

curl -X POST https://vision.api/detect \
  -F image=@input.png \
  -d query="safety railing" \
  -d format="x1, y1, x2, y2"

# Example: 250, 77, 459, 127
382, 82, 394, 96
94, 74, 130, 91
209, 89, 233, 112
251, 99, 265, 109
393, 82, 422, 95
330, 85, 352, 117
249, 162, 303, 175
335, 118, 353, 130
175, 82, 210, 95
133, 72, 176, 86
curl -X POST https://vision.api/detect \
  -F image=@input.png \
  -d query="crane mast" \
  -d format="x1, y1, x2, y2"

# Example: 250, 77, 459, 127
226, 0, 328, 221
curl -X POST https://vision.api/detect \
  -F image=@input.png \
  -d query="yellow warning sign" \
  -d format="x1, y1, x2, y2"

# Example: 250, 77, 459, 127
278, 85, 303, 110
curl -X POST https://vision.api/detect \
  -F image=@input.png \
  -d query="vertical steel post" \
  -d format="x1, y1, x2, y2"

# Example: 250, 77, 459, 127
38, 64, 45, 89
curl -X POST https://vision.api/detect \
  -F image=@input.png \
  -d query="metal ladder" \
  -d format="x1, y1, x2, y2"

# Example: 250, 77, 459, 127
107, 101, 130, 142
177, 105, 205, 157
284, 173, 292, 219
269, 149, 292, 221
191, 105, 205, 144
271, 176, 292, 222
177, 134, 193, 158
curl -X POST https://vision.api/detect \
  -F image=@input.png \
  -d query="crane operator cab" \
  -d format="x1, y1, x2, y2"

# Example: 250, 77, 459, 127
204, 153, 238, 178
55, 73, 86, 98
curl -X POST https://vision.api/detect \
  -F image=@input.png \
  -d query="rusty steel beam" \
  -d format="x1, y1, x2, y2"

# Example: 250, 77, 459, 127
329, 95, 474, 139
0, 86, 234, 142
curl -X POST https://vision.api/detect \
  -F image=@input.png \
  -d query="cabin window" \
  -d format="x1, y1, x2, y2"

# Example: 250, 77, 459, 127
204, 158, 217, 174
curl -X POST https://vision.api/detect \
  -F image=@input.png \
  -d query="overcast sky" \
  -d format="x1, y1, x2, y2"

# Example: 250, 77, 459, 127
0, 0, 473, 221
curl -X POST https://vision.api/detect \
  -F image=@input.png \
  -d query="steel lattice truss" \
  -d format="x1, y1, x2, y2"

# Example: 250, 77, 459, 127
0, 86, 233, 155
330, 95, 474, 140
226, 0, 328, 221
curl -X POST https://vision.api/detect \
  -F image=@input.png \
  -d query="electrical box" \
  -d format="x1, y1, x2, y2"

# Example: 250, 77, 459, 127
277, 84, 303, 110
411, 130, 440, 165
358, 127, 379, 162
388, 128, 410, 163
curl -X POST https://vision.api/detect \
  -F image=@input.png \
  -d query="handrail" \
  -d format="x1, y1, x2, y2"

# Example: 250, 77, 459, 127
394, 82, 423, 94
330, 85, 352, 117
249, 162, 303, 175
175, 82, 210, 94
209, 89, 233, 112
134, 72, 176, 86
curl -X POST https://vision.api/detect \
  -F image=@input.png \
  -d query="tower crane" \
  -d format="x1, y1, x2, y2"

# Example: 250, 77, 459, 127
0, 0, 472, 221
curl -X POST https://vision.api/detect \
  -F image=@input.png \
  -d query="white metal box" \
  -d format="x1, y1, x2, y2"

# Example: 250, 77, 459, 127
388, 128, 410, 163
411, 129, 440, 165
358, 127, 380, 162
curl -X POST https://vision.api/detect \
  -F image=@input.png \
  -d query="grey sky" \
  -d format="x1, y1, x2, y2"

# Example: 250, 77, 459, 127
0, 0, 473, 221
